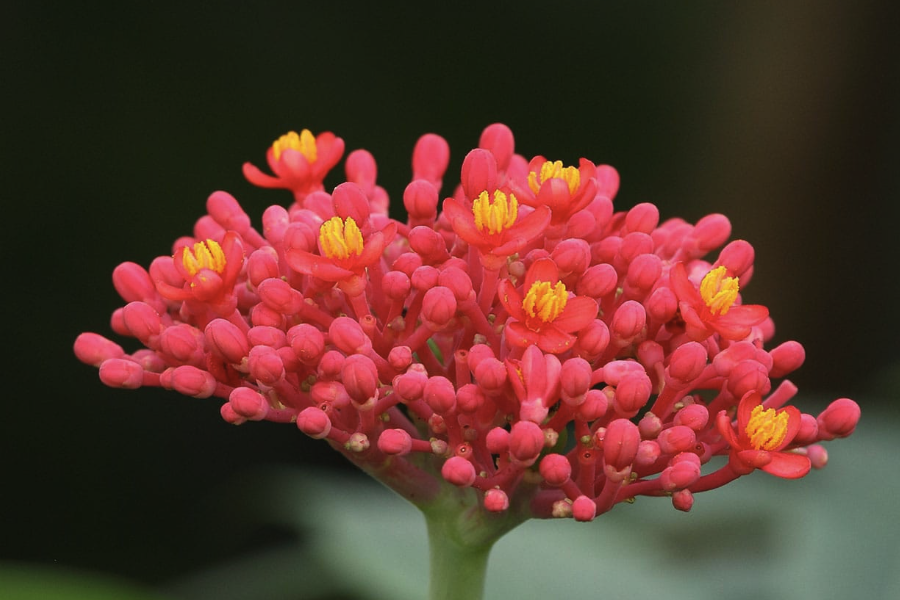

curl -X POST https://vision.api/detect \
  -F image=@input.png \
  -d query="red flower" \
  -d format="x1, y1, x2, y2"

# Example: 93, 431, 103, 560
498, 258, 598, 354
242, 129, 345, 201
156, 231, 244, 305
511, 157, 599, 227
669, 263, 768, 341
442, 190, 550, 270
716, 392, 810, 478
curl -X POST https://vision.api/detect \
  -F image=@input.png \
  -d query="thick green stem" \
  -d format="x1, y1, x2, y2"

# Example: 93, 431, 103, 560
426, 514, 494, 600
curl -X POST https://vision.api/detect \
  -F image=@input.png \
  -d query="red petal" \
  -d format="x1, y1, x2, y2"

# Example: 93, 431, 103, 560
715, 410, 742, 449
242, 162, 283, 189
285, 249, 354, 281
669, 263, 702, 305
759, 452, 811, 479
442, 198, 487, 249
714, 304, 769, 339
493, 205, 551, 255
535, 325, 577, 354
737, 392, 764, 439
498, 280, 526, 320
525, 257, 560, 289
506, 321, 540, 348
552, 296, 598, 333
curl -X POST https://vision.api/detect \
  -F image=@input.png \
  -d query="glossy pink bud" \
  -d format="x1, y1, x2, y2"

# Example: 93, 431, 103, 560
673, 404, 709, 431
539, 453, 572, 486
248, 346, 285, 385
572, 496, 597, 522
613, 371, 652, 417
794, 413, 819, 446
409, 226, 449, 263
391, 251, 423, 278
388, 346, 413, 371
205, 319, 250, 364
310, 380, 350, 408
207, 191, 251, 234
577, 389, 609, 421
635, 440, 661, 468
247, 326, 287, 349
690, 213, 731, 254
393, 366, 428, 401
485, 427, 510, 454
672, 489, 694, 512
460, 148, 498, 200
112, 262, 156, 304
660, 453, 701, 491
261, 205, 290, 245
625, 253, 662, 295
378, 428, 413, 455
421, 287, 457, 329
297, 407, 332, 439
403, 180, 440, 222
769, 340, 806, 378
473, 357, 507, 392
479, 123, 514, 171
247, 247, 281, 288
159, 325, 204, 363
624, 202, 659, 234
342, 354, 379, 406
610, 300, 646, 343
258, 278, 303, 314
603, 418, 641, 470
716, 239, 755, 280
616, 233, 654, 270
328, 317, 372, 355
560, 357, 592, 405
438, 267, 474, 303
99, 358, 144, 389
816, 398, 861, 440
657, 425, 697, 454
509, 421, 545, 465
550, 239, 591, 277
441, 456, 476, 487
382, 270, 412, 301
807, 445, 828, 469
638, 412, 663, 438
169, 365, 217, 398
287, 324, 325, 364
74, 333, 125, 367
483, 488, 510, 512
229, 387, 269, 421
667, 342, 708, 385
576, 263, 618, 299
121, 302, 162, 345
344, 149, 378, 195
411, 265, 440, 291
317, 350, 345, 380
412, 133, 450, 188
727, 360, 770, 399
713, 342, 772, 376
456, 383, 485, 413
575, 319, 610, 357
424, 375, 456, 414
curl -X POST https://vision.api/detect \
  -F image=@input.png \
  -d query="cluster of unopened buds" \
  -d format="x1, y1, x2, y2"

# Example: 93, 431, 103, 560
75, 124, 860, 521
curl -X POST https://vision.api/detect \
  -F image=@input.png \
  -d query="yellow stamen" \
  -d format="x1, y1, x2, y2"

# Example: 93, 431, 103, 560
182, 239, 226, 277
699, 266, 739, 315
272, 129, 318, 162
746, 405, 790, 451
523, 280, 568, 324
472, 190, 518, 235
319, 216, 364, 260
527, 160, 581, 195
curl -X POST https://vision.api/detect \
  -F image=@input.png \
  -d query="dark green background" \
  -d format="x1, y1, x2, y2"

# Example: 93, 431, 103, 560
3, 0, 897, 592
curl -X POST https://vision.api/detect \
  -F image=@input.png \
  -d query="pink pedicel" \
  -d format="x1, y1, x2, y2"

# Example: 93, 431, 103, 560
76, 123, 860, 521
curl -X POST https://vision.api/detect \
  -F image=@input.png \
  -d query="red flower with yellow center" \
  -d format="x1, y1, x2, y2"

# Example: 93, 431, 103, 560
156, 232, 244, 304
669, 263, 768, 341
511, 157, 599, 227
716, 392, 809, 478
242, 128, 345, 201
286, 215, 396, 283
442, 189, 550, 270
499, 258, 598, 354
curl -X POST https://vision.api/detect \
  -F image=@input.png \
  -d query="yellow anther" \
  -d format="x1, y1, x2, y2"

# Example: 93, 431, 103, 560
700, 266, 739, 315
746, 404, 790, 451
527, 160, 581, 195
272, 129, 318, 162
182, 239, 226, 277
319, 216, 364, 260
523, 280, 568, 324
472, 190, 518, 235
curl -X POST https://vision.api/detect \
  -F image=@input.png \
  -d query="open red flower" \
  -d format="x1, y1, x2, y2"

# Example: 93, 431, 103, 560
442, 190, 550, 270
498, 258, 598, 354
242, 129, 345, 201
510, 157, 599, 227
669, 263, 768, 341
156, 231, 244, 305
716, 392, 809, 478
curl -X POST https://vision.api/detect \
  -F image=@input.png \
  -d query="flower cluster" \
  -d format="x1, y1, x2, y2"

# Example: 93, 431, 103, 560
75, 124, 860, 521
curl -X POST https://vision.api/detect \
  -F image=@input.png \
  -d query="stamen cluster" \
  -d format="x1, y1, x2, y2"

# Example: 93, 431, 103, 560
75, 124, 860, 520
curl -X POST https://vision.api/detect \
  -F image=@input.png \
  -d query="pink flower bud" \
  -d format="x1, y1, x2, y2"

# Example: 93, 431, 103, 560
310, 380, 350, 409
261, 205, 290, 245
169, 365, 217, 398
660, 453, 701, 491
635, 440, 661, 468
346, 432, 370, 453
283, 222, 317, 255
442, 456, 477, 487
411, 266, 440, 291
673, 404, 709, 431
807, 444, 828, 469
99, 358, 144, 389
250, 304, 283, 328
616, 233, 654, 271
509, 421, 545, 465
645, 287, 677, 323
657, 425, 697, 454
816, 398, 861, 440
258, 278, 303, 314
286, 324, 325, 364
328, 317, 372, 355
613, 371, 652, 417
421, 286, 457, 329
560, 358, 592, 405
483, 488, 510, 512
388, 346, 413, 371
565, 209, 597, 240
205, 318, 250, 364
297, 407, 332, 439
159, 324, 204, 363
603, 418, 641, 470
409, 227, 449, 263
572, 495, 597, 522
460, 148, 498, 200
403, 180, 440, 223
229, 387, 269, 421
550, 239, 591, 277
539, 453, 572, 486
716, 239, 755, 280
412, 133, 450, 188
424, 375, 456, 414
672, 489, 694, 512
574, 319, 610, 357
382, 270, 412, 301
438, 267, 475, 304
121, 302, 162, 344
344, 149, 378, 194
712, 342, 773, 377
727, 359, 770, 399
342, 354, 378, 406
479, 123, 515, 171
667, 342, 708, 385
207, 191, 251, 234
112, 262, 156, 304
625, 253, 662, 295
74, 333, 125, 367
769, 340, 806, 378
576, 263, 618, 299
690, 213, 731, 254
793, 413, 819, 446
610, 300, 646, 343
393, 367, 428, 401
248, 346, 285, 385
247, 326, 287, 349
456, 383, 485, 413
577, 389, 608, 421
317, 350, 345, 380
624, 202, 660, 234
473, 357, 507, 392
639, 412, 663, 438
485, 427, 510, 454
378, 428, 413, 455
220, 403, 246, 425
391, 251, 423, 277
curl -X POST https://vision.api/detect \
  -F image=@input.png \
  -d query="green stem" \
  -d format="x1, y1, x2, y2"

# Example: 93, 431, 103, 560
426, 513, 494, 600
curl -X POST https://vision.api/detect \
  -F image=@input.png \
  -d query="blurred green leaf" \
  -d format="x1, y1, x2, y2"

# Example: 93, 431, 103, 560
0, 563, 169, 600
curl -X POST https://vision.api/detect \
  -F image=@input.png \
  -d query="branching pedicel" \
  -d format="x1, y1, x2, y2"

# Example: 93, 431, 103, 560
75, 124, 860, 597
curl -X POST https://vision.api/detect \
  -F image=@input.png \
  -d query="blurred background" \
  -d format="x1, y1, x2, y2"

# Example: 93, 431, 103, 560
3, 1, 898, 598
